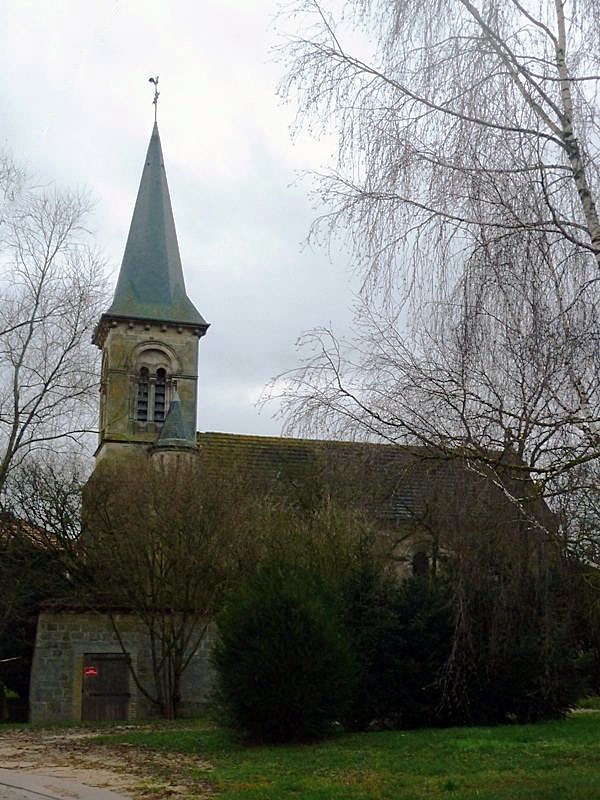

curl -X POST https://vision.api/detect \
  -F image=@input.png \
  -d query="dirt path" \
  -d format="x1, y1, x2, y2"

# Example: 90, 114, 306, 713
0, 726, 213, 799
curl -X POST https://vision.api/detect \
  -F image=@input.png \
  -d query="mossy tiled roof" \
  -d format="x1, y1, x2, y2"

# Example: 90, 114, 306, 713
196, 432, 441, 521
195, 432, 548, 527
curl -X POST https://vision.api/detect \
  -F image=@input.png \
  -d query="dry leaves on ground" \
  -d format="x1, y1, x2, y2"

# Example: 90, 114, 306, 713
0, 725, 214, 799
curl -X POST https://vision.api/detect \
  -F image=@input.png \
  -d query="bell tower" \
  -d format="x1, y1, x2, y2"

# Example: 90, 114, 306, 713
93, 122, 208, 461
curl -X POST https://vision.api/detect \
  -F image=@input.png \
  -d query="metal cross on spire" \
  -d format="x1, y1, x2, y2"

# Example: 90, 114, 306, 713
149, 76, 160, 122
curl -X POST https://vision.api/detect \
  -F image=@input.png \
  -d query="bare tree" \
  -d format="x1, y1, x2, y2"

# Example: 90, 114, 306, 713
0, 150, 106, 498
281, 0, 600, 289
272, 1, 600, 511
278, 242, 600, 481
70, 457, 244, 720
15, 455, 279, 719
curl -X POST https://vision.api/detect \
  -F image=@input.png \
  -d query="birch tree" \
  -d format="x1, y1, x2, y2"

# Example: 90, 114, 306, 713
283, 0, 600, 287
275, 0, 600, 496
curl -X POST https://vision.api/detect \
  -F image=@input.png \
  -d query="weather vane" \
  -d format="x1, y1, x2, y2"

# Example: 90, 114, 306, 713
149, 76, 159, 122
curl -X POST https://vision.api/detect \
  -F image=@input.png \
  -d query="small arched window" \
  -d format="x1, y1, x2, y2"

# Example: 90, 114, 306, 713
136, 367, 149, 421
154, 368, 167, 422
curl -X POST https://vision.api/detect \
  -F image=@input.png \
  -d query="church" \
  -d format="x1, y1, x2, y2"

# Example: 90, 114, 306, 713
27, 121, 543, 723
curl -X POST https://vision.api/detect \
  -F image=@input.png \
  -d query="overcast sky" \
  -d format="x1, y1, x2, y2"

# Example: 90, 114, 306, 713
0, 0, 357, 437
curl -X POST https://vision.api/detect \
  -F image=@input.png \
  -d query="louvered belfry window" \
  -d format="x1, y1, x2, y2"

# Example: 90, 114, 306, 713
134, 350, 172, 426
154, 368, 167, 422
136, 367, 150, 421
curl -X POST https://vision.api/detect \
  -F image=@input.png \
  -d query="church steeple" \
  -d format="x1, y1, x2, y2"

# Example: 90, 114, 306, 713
93, 122, 207, 460
105, 123, 207, 329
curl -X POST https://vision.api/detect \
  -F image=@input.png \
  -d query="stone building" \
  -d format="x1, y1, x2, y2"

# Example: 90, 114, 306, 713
28, 121, 546, 723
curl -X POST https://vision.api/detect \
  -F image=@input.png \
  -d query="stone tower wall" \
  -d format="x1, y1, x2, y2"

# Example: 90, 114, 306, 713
97, 319, 200, 459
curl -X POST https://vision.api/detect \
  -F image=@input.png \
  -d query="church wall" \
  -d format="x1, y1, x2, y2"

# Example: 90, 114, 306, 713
29, 611, 213, 723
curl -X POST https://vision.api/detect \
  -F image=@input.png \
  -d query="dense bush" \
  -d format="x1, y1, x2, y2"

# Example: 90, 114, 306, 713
445, 567, 582, 725
340, 566, 453, 730
339, 556, 580, 729
567, 563, 600, 698
213, 561, 355, 743
213, 539, 581, 739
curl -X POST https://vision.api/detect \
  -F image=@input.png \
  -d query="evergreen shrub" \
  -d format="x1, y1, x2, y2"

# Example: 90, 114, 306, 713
212, 561, 355, 743
213, 546, 580, 738
0, 531, 70, 714
340, 566, 453, 730
339, 560, 578, 729
451, 569, 582, 725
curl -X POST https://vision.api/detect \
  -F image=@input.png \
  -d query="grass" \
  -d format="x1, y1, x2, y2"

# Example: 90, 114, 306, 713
576, 695, 600, 710
95, 711, 600, 799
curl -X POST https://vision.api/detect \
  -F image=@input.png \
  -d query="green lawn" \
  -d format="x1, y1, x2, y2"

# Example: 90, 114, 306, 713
96, 711, 600, 799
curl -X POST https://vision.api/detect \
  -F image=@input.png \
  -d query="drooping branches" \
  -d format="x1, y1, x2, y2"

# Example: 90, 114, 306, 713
275, 2, 600, 476
282, 0, 600, 290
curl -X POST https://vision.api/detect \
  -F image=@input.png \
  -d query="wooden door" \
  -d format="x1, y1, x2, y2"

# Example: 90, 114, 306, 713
81, 653, 130, 721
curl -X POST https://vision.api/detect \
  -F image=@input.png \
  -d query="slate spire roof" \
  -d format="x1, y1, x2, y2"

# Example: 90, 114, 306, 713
105, 122, 208, 329
155, 390, 196, 449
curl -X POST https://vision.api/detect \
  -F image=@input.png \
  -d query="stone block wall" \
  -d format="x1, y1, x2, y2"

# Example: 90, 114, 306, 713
29, 610, 213, 723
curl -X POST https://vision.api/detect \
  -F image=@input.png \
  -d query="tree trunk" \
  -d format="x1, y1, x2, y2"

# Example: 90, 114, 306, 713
0, 682, 9, 722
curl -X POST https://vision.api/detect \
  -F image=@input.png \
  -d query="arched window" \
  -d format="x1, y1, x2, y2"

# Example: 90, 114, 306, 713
132, 347, 176, 426
154, 368, 167, 422
136, 367, 149, 421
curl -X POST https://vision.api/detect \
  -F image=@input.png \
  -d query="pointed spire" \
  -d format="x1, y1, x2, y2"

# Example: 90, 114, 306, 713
155, 390, 196, 449
105, 123, 208, 329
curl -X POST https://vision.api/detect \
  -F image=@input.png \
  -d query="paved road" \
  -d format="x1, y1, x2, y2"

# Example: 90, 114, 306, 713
0, 770, 130, 800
